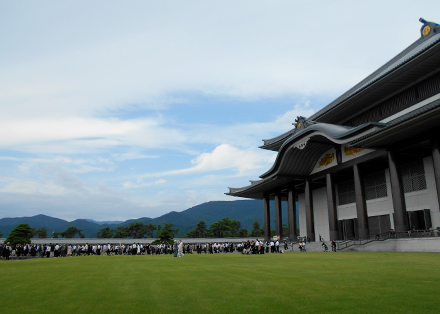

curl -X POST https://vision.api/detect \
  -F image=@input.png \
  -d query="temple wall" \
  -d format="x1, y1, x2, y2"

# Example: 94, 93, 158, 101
337, 203, 357, 220
395, 156, 439, 228
365, 169, 394, 229
297, 188, 330, 240
403, 157, 432, 213
366, 169, 393, 217
298, 193, 306, 238
418, 156, 439, 228
335, 158, 440, 229
296, 156, 440, 241
312, 187, 330, 242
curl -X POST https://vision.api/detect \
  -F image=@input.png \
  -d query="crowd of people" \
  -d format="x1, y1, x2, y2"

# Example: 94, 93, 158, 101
0, 238, 337, 260
0, 242, 193, 259
0, 239, 296, 259
237, 239, 288, 254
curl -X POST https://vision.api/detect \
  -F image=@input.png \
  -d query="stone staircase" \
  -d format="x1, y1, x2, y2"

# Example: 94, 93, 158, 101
283, 241, 333, 252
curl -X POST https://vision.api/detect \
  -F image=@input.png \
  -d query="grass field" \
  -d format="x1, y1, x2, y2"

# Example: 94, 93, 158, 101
1, 252, 439, 313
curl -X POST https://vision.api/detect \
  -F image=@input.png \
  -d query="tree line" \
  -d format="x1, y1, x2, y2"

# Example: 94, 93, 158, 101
182, 219, 295, 238
97, 219, 264, 239
2, 224, 87, 245
3, 225, 50, 239
2, 223, 179, 246
96, 219, 272, 239
96, 222, 179, 239
181, 218, 289, 238
2, 218, 293, 246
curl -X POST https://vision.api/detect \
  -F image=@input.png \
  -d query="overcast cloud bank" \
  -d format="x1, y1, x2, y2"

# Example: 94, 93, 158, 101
0, 1, 437, 220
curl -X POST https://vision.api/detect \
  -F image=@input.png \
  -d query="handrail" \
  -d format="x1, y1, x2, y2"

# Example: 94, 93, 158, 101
336, 229, 439, 251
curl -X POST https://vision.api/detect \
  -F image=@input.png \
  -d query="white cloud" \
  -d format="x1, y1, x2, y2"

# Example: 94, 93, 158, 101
0, 116, 187, 155
70, 165, 114, 174
0, 154, 115, 175
275, 101, 315, 126
1, 1, 437, 220
123, 179, 167, 188
0, 1, 428, 120
0, 178, 66, 195
0, 117, 151, 146
112, 153, 158, 162
0, 99, 315, 156
185, 99, 316, 150
140, 144, 275, 178
190, 144, 269, 174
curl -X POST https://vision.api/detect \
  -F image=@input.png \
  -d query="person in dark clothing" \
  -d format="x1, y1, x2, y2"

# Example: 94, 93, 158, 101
3, 245, 11, 260
331, 240, 337, 252
173, 240, 178, 257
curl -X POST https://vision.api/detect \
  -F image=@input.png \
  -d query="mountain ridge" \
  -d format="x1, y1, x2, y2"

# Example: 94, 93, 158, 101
0, 199, 293, 238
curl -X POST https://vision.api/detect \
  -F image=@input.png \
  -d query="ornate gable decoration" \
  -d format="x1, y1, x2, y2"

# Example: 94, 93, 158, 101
319, 153, 335, 168
293, 138, 310, 150
290, 116, 317, 150
419, 18, 439, 38
344, 146, 364, 156
294, 116, 316, 131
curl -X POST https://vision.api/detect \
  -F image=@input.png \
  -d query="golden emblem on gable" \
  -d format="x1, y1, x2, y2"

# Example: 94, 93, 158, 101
423, 25, 431, 36
298, 122, 302, 128
344, 146, 364, 156
318, 153, 334, 168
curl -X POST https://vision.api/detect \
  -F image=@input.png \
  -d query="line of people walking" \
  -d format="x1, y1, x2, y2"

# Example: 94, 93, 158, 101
1, 238, 338, 260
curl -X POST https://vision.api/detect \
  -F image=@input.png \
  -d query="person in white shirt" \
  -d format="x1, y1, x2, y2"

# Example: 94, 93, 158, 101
178, 241, 184, 257
254, 240, 259, 254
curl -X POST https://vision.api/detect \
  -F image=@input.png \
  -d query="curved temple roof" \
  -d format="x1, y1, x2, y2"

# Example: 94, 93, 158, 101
309, 19, 440, 123
259, 121, 384, 179
350, 97, 440, 148
227, 19, 440, 200
227, 120, 385, 198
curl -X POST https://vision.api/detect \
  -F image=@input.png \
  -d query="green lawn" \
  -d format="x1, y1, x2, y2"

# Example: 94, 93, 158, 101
1, 252, 438, 313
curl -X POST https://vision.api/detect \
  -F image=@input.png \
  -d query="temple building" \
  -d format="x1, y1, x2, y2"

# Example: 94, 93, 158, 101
227, 18, 440, 242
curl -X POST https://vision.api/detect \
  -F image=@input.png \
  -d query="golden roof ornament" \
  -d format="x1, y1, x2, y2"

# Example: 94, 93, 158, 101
423, 25, 431, 36
294, 116, 316, 131
419, 18, 439, 38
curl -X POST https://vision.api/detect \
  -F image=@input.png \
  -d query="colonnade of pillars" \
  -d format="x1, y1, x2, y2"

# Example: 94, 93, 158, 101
263, 187, 298, 242
263, 139, 440, 242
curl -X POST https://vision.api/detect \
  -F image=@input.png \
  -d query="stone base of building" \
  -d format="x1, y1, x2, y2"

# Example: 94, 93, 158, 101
343, 237, 440, 252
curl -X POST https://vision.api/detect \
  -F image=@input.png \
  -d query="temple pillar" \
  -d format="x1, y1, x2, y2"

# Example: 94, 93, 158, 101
305, 179, 315, 241
275, 192, 282, 238
353, 164, 369, 238
431, 138, 440, 209
263, 194, 271, 241
287, 186, 297, 241
326, 173, 339, 240
388, 150, 409, 232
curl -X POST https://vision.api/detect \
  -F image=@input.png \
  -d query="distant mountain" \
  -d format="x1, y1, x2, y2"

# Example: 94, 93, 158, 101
0, 200, 296, 238
0, 214, 72, 237
85, 219, 124, 225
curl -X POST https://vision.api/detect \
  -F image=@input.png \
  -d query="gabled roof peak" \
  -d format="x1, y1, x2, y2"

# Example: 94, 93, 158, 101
420, 18, 439, 38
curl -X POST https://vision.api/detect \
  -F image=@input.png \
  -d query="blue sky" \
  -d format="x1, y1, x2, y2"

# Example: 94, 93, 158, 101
0, 1, 437, 221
